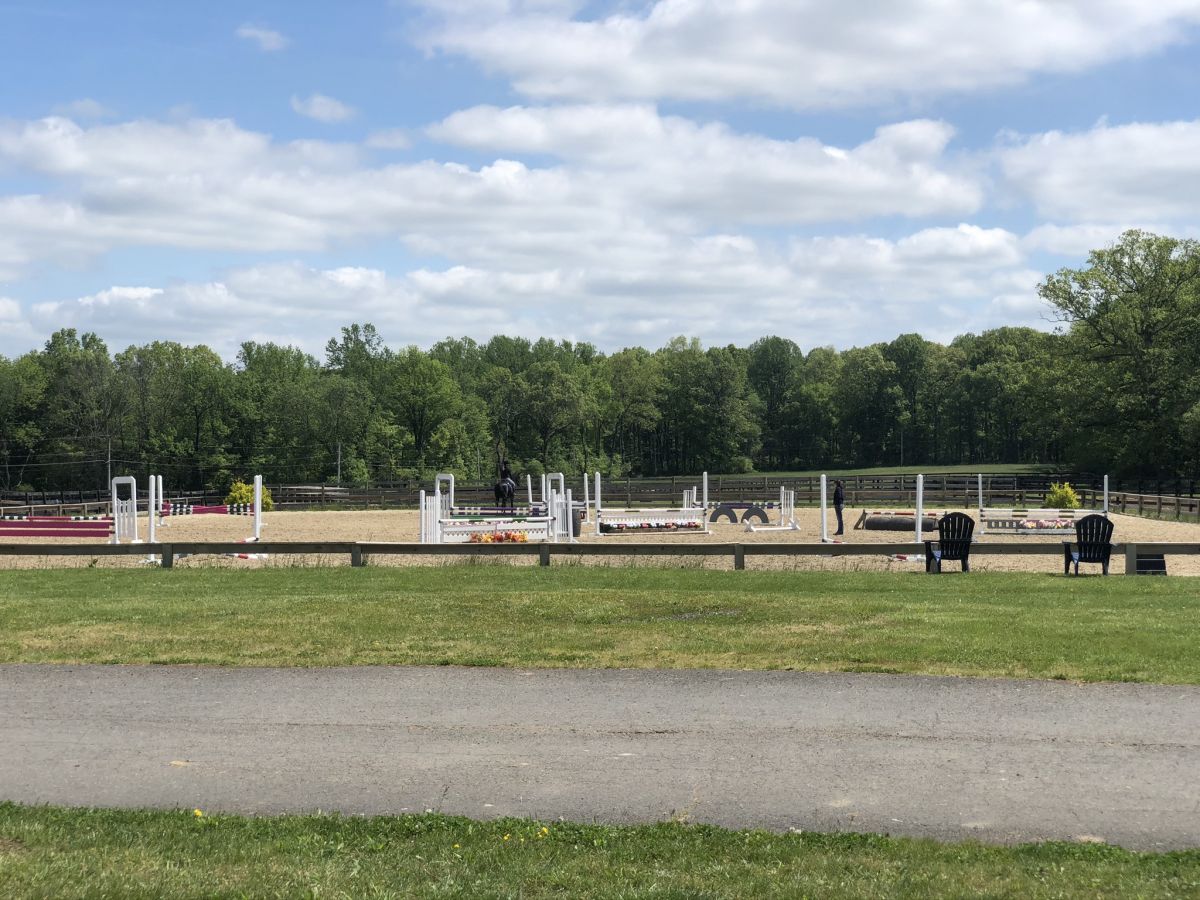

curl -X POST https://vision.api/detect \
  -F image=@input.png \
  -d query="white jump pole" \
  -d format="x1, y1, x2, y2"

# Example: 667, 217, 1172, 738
819, 474, 829, 543
1103, 475, 1109, 515
110, 476, 139, 544
594, 471, 602, 536
253, 474, 263, 541
583, 473, 590, 520
915, 474, 924, 543
526, 475, 534, 507
977, 473, 984, 516
147, 476, 156, 543
565, 488, 574, 543
419, 489, 426, 543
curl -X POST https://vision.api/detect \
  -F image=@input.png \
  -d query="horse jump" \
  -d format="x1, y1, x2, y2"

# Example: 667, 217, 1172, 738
592, 472, 709, 535
744, 486, 799, 532
977, 474, 1108, 535
420, 473, 573, 544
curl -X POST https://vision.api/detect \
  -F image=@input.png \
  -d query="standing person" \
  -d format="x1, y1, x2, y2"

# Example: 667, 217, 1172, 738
833, 479, 845, 535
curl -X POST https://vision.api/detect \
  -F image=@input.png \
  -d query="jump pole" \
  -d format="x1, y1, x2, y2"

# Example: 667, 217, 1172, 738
145, 475, 157, 562
819, 474, 829, 543
594, 471, 602, 536
1103, 475, 1109, 515
110, 476, 139, 544
527, 475, 534, 507
978, 473, 984, 518
915, 474, 924, 543
252, 474, 263, 541
582, 472, 590, 520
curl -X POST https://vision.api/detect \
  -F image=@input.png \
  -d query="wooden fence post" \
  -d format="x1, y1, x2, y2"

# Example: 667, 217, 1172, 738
1124, 543, 1138, 575
161, 545, 174, 569
539, 544, 551, 567
734, 544, 745, 571
351, 545, 364, 567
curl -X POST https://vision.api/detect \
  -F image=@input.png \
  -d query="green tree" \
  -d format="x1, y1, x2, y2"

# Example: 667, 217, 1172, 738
1039, 230, 1200, 476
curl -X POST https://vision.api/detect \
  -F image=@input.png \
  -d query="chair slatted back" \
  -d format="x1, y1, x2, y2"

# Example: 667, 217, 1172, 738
937, 512, 974, 560
1074, 514, 1113, 562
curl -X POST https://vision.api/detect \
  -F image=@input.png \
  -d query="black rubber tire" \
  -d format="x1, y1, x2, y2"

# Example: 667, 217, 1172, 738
740, 506, 769, 524
710, 505, 740, 524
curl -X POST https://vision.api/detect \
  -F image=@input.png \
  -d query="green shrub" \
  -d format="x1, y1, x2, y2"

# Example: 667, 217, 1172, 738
225, 479, 274, 511
1045, 481, 1080, 509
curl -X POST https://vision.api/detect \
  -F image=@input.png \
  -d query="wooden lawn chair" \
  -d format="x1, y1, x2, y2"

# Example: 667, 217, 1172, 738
924, 512, 974, 574
1062, 514, 1114, 575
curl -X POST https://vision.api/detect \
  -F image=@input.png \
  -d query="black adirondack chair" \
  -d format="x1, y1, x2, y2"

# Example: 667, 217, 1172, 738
1063, 514, 1114, 575
924, 512, 974, 573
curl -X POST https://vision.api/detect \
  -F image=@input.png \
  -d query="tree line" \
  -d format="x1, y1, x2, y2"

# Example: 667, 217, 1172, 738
1, 231, 1197, 492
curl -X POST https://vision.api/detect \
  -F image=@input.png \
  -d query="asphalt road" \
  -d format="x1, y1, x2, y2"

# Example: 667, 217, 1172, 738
2, 665, 1197, 849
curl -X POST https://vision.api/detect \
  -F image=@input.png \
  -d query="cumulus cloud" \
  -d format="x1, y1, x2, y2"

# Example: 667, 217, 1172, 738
415, 0, 1200, 108
51, 98, 114, 120
236, 24, 289, 52
429, 105, 982, 223
291, 93, 356, 123
0, 112, 984, 277
0, 296, 22, 321
1000, 119, 1200, 221
366, 128, 412, 149
21, 224, 1046, 358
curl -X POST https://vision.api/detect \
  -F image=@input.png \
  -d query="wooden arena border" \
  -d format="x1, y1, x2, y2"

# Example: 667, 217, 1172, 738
1, 540, 1199, 574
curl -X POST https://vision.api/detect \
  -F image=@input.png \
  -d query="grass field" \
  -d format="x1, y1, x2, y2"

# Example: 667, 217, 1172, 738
1, 567, 1196, 682
1, 804, 1197, 899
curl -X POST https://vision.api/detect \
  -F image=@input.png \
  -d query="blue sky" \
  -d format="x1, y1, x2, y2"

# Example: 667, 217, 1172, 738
2, 0, 1199, 359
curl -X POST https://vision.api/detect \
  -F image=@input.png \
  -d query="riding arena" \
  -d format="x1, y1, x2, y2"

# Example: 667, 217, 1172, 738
3, 471, 1199, 575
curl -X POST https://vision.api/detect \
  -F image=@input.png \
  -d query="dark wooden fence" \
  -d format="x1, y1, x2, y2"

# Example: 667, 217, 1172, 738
3, 473, 1198, 521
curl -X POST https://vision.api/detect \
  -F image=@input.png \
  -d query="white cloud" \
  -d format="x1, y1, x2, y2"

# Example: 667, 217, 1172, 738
236, 24, 289, 52
20, 224, 1046, 358
429, 105, 982, 223
415, 0, 1200, 108
1023, 222, 1200, 256
0, 112, 983, 278
290, 93, 356, 123
52, 98, 114, 120
1000, 119, 1200, 221
366, 128, 413, 150
0, 296, 22, 321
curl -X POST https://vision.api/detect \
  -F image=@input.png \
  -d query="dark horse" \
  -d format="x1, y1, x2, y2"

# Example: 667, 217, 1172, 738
494, 477, 516, 513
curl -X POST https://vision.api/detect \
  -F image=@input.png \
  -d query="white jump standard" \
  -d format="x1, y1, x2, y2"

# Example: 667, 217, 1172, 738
420, 473, 574, 544
977, 474, 1108, 535
592, 472, 709, 535
745, 485, 799, 532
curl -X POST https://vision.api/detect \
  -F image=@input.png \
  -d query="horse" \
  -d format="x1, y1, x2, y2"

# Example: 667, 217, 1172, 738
494, 477, 516, 513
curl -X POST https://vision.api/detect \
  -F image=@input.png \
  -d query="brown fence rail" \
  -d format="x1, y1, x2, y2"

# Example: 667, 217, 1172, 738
0, 540, 1197, 575
3, 474, 1198, 522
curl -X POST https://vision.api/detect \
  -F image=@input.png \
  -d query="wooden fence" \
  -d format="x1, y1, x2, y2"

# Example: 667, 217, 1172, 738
4, 474, 1199, 522
1, 540, 1196, 575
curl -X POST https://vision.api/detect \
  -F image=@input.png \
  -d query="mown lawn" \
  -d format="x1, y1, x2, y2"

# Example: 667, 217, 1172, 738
0, 804, 1196, 900
0, 567, 1196, 682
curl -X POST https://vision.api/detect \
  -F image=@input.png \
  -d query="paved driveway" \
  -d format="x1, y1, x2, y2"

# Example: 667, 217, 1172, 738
2, 665, 1197, 849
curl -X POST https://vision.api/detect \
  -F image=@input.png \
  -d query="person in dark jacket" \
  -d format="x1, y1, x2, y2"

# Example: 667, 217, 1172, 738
499, 459, 517, 495
833, 479, 845, 535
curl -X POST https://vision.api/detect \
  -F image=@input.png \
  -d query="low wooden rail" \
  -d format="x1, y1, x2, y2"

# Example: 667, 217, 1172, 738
0, 541, 1197, 574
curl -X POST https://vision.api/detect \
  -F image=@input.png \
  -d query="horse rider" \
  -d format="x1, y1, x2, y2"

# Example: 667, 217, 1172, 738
499, 459, 517, 495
